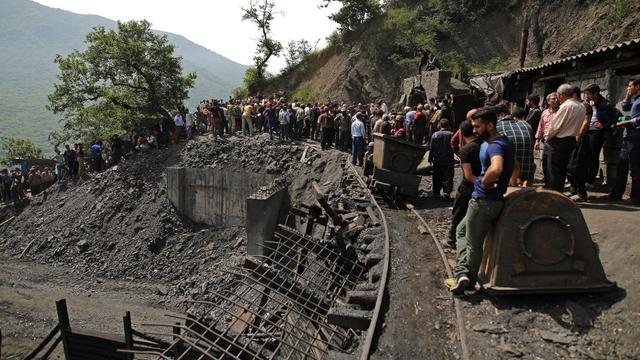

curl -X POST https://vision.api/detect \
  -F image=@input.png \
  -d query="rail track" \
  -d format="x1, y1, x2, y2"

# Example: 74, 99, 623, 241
347, 161, 470, 360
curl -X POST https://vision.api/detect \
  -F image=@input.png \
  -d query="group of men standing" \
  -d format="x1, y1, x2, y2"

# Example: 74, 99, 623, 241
447, 75, 640, 295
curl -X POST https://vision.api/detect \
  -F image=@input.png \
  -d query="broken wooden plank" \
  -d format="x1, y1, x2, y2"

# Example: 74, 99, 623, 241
229, 307, 254, 335
366, 207, 380, 226
312, 181, 344, 226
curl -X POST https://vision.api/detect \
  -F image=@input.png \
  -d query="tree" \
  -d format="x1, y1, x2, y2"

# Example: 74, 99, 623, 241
321, 0, 381, 33
241, 0, 283, 94
0, 137, 44, 164
47, 20, 196, 145
284, 39, 314, 67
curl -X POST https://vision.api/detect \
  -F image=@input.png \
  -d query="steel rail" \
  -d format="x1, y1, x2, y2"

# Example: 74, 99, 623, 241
345, 162, 390, 360
405, 203, 471, 360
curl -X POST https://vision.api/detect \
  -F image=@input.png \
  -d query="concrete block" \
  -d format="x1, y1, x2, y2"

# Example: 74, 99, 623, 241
246, 188, 286, 257
166, 167, 276, 227
346, 290, 378, 309
327, 306, 372, 330
420, 70, 452, 99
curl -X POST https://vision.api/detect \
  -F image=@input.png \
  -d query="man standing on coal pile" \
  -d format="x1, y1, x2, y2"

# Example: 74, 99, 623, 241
318, 107, 335, 150
64, 144, 78, 177
412, 104, 428, 145
91, 141, 104, 172
242, 102, 254, 136
351, 112, 366, 166
161, 113, 174, 148
278, 104, 290, 142
610, 74, 640, 205
496, 104, 534, 186
264, 103, 277, 140
429, 119, 455, 200
295, 103, 306, 139
448, 108, 514, 295
173, 111, 184, 143
545, 84, 586, 193
339, 106, 352, 151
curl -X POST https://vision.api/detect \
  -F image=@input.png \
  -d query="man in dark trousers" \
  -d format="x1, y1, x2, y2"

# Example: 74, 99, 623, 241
611, 75, 640, 205
429, 119, 455, 200
545, 84, 586, 193
449, 120, 482, 248
525, 94, 542, 139
583, 84, 619, 185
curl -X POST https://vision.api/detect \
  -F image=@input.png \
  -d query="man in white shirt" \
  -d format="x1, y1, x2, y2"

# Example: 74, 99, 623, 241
351, 112, 366, 166
545, 84, 587, 192
174, 112, 184, 142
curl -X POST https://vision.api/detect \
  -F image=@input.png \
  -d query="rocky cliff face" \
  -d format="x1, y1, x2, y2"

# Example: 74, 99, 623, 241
265, 0, 640, 104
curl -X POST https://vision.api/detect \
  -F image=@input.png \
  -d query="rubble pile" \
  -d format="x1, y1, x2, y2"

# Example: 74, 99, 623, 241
0, 135, 361, 301
0, 149, 245, 284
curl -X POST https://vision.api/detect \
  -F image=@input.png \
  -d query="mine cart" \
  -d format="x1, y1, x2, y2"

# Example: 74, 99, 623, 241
369, 133, 428, 199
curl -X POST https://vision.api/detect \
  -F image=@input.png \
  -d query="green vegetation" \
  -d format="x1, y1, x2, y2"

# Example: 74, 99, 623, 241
291, 82, 318, 103
469, 57, 511, 75
285, 40, 314, 68
0, 137, 44, 164
241, 0, 283, 94
321, 0, 381, 32
606, 0, 634, 24
47, 20, 196, 146
0, 0, 246, 153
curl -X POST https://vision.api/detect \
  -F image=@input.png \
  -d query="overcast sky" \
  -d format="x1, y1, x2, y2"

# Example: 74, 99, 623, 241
32, 0, 340, 73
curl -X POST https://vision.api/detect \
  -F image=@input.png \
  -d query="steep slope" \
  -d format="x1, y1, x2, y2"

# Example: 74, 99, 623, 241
266, 0, 640, 104
0, 0, 247, 150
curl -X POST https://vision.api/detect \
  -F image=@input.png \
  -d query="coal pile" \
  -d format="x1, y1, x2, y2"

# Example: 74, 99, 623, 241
0, 135, 353, 302
0, 148, 244, 285
179, 135, 304, 175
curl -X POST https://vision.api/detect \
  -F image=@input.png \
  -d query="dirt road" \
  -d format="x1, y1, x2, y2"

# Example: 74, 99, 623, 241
0, 257, 177, 359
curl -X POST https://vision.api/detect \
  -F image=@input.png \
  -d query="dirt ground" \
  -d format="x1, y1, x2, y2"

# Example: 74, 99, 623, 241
368, 171, 640, 360
370, 203, 459, 360
0, 257, 176, 359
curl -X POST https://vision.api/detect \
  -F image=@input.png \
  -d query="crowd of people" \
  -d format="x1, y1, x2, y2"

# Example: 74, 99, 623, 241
443, 75, 640, 295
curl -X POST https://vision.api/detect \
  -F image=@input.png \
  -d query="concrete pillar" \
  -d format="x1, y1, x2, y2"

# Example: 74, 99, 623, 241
246, 188, 286, 257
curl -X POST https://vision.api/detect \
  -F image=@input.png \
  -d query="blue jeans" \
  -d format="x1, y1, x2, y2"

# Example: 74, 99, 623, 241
352, 136, 365, 165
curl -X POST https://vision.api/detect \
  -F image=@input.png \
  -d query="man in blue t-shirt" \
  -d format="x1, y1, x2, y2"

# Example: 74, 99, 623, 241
449, 107, 514, 295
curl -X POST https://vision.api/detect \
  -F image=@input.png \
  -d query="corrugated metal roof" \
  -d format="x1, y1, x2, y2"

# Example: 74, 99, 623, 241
515, 38, 640, 74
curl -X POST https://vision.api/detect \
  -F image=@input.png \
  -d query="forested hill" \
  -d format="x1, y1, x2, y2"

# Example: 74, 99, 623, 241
264, 0, 640, 105
0, 0, 247, 150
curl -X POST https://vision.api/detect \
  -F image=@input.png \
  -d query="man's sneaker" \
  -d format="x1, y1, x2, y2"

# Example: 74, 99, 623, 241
446, 274, 470, 295
570, 194, 587, 203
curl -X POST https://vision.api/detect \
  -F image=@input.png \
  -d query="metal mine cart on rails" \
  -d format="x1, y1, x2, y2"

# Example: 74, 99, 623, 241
368, 133, 428, 201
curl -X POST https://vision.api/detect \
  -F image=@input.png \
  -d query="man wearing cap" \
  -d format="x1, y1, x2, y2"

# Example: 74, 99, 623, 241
545, 84, 586, 193
582, 84, 619, 185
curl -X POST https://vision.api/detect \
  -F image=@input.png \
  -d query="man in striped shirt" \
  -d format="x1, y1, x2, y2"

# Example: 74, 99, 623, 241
534, 92, 559, 188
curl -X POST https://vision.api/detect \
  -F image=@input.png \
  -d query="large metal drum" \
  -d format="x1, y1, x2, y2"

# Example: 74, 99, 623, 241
479, 188, 616, 294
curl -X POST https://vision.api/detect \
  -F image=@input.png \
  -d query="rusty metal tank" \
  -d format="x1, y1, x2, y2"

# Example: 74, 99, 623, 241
478, 188, 616, 294
372, 133, 428, 174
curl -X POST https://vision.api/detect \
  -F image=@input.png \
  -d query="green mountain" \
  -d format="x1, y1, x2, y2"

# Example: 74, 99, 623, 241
0, 0, 247, 151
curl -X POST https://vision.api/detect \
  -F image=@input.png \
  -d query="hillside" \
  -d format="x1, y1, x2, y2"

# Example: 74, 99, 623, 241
265, 0, 640, 104
0, 0, 247, 151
